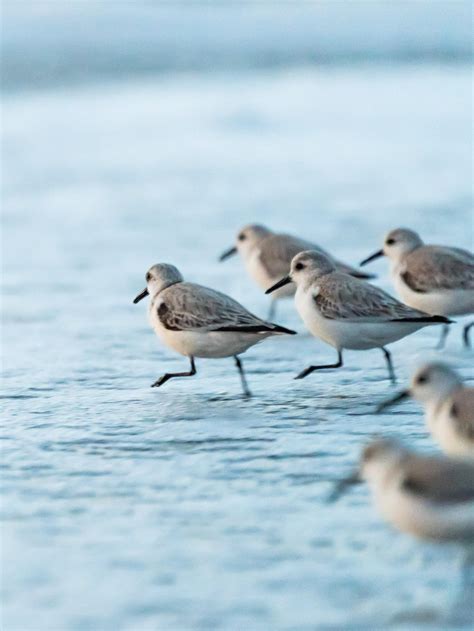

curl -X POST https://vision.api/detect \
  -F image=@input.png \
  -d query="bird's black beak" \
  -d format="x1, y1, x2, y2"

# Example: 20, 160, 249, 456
133, 288, 149, 304
265, 275, 292, 294
327, 470, 361, 503
360, 249, 384, 266
375, 389, 410, 413
219, 246, 237, 262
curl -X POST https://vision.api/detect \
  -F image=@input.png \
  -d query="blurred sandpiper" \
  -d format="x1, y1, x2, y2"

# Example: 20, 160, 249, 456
377, 363, 474, 459
331, 437, 474, 541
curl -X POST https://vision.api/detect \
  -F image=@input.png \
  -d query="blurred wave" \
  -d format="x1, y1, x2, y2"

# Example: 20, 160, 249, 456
2, 1, 472, 92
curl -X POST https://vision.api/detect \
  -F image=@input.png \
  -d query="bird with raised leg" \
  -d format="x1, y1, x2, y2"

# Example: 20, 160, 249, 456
266, 250, 452, 384
133, 264, 296, 397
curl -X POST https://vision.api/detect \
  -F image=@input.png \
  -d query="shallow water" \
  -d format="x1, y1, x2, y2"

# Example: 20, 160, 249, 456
2, 64, 473, 629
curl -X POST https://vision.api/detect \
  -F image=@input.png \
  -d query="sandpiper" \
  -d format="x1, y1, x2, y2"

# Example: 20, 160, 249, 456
360, 228, 474, 348
265, 251, 451, 383
331, 437, 474, 541
220, 224, 374, 319
377, 363, 474, 458
133, 264, 296, 396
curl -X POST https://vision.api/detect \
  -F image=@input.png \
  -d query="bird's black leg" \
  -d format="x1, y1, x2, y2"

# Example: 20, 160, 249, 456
267, 300, 277, 321
435, 323, 451, 350
463, 322, 474, 348
151, 357, 196, 388
234, 356, 252, 398
294, 350, 343, 380
381, 347, 396, 385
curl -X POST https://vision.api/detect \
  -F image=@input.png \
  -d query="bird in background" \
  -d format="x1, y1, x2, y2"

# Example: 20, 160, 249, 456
265, 250, 451, 383
360, 227, 474, 349
133, 263, 296, 397
377, 363, 474, 459
330, 437, 474, 541
219, 223, 374, 319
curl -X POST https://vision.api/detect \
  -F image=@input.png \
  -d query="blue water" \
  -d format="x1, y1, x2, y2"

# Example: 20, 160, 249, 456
2, 6, 474, 628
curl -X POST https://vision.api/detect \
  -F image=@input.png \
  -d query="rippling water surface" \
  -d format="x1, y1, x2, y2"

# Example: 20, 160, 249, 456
2, 63, 473, 629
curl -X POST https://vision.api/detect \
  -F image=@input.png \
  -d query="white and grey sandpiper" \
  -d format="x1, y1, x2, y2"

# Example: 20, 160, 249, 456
331, 437, 474, 541
377, 363, 474, 459
265, 250, 451, 383
133, 264, 296, 396
360, 227, 474, 348
220, 224, 374, 319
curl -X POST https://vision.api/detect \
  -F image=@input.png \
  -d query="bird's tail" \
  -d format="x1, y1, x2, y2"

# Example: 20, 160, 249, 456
350, 270, 377, 280
390, 315, 454, 325
217, 324, 296, 334
269, 323, 297, 335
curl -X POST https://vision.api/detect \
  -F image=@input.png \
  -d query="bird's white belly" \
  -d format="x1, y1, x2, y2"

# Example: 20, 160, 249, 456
245, 250, 295, 298
426, 403, 474, 459
295, 288, 424, 350
149, 306, 269, 358
374, 485, 474, 540
393, 271, 474, 316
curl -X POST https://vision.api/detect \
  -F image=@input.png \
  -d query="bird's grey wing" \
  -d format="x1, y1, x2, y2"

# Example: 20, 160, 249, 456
331, 257, 375, 279
328, 250, 376, 278
259, 234, 328, 279
403, 247, 474, 292
450, 389, 474, 444
450, 247, 474, 263
314, 274, 427, 321
159, 283, 281, 333
259, 234, 370, 280
400, 455, 474, 504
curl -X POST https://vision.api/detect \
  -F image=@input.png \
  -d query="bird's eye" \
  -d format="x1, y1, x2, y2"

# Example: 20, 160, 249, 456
416, 374, 428, 385
295, 262, 305, 271
238, 233, 246, 241
386, 238, 395, 246
146, 273, 152, 282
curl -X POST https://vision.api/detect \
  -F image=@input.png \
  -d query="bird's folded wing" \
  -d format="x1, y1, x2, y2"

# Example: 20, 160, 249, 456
451, 389, 474, 443
159, 283, 275, 332
331, 258, 373, 278
403, 247, 474, 292
315, 274, 427, 321
259, 234, 328, 278
400, 455, 474, 504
